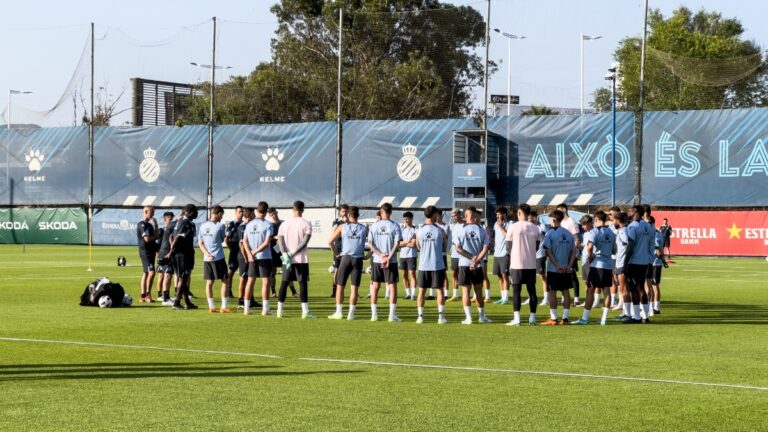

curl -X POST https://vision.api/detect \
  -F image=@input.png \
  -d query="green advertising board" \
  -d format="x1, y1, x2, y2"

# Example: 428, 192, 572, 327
0, 208, 87, 244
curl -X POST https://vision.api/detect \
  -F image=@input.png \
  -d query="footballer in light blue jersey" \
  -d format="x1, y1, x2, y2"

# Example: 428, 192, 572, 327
454, 222, 489, 268
453, 207, 491, 323
417, 224, 446, 272
366, 203, 403, 321
199, 219, 226, 262
627, 219, 655, 266
591, 225, 616, 270
328, 206, 369, 319
244, 217, 275, 261
542, 226, 575, 274
541, 209, 576, 325
368, 219, 402, 264
198, 206, 230, 312
577, 211, 618, 325
414, 206, 449, 323
340, 222, 368, 258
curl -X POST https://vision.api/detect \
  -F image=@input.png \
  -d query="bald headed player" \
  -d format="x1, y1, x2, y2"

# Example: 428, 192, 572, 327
137, 206, 158, 303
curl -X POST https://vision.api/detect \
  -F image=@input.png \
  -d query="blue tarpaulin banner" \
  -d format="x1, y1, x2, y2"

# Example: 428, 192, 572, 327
342, 118, 474, 208
212, 123, 337, 207
488, 113, 636, 206
642, 109, 768, 206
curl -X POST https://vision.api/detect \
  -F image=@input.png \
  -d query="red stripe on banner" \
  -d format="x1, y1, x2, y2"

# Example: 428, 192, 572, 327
654, 211, 768, 257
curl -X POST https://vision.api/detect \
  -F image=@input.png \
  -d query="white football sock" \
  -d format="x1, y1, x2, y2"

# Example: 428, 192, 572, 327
463, 306, 472, 320
335, 304, 342, 315
371, 304, 378, 316
582, 309, 590, 321
601, 307, 609, 324
262, 300, 270, 312
562, 308, 570, 320
207, 298, 215, 309
417, 306, 424, 317
484, 289, 490, 299
549, 309, 558, 320
513, 311, 520, 322
301, 302, 309, 315
277, 302, 284, 315
389, 303, 396, 318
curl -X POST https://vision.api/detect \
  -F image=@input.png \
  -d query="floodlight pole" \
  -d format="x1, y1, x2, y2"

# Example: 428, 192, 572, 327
207, 16, 216, 212
611, 72, 617, 206
483, 0, 490, 163
635, 0, 648, 204
88, 22, 94, 272
334, 6, 343, 215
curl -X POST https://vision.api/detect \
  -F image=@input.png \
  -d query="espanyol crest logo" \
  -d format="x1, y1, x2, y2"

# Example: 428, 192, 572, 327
139, 147, 160, 183
396, 143, 421, 182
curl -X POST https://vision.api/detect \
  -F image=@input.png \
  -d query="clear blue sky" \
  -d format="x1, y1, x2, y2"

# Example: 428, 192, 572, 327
1, 0, 765, 126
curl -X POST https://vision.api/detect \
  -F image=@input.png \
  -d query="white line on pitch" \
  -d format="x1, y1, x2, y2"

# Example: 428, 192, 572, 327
0, 337, 281, 359
299, 357, 768, 392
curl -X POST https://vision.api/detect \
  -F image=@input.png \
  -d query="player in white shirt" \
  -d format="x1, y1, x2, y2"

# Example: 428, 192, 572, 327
446, 208, 464, 301
491, 207, 511, 305
399, 211, 418, 300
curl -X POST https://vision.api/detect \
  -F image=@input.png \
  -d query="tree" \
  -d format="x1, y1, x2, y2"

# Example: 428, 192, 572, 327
522, 105, 559, 116
591, 7, 767, 111
185, 0, 491, 124
590, 87, 612, 112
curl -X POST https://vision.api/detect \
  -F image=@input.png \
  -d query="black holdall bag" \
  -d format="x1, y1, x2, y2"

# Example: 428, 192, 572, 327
79, 278, 126, 307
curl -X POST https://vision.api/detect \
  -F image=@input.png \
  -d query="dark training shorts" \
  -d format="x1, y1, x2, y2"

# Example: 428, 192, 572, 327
588, 267, 613, 288
371, 262, 399, 284
140, 253, 156, 273
248, 259, 273, 279
417, 270, 446, 289
458, 266, 484, 286
492, 255, 510, 276
336, 255, 364, 287
203, 259, 229, 281
546, 272, 572, 291
399, 257, 417, 271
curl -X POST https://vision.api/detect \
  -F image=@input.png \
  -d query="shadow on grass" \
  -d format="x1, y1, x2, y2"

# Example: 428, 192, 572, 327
651, 300, 768, 325
0, 361, 363, 382
0, 361, 249, 369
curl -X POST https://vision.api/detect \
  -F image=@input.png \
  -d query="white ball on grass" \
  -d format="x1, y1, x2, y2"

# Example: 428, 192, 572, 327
98, 296, 113, 308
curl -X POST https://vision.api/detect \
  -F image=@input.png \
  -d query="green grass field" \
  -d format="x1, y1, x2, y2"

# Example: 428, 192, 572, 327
0, 245, 766, 431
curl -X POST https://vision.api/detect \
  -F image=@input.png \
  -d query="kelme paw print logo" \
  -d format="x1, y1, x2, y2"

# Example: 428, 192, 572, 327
25, 149, 44, 172
261, 147, 284, 171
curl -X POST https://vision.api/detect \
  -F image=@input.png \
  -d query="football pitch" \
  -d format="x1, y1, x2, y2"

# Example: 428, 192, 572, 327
0, 245, 766, 431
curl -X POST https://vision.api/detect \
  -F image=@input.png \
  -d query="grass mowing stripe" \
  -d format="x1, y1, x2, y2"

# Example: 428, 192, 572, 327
299, 357, 768, 392
0, 337, 282, 359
